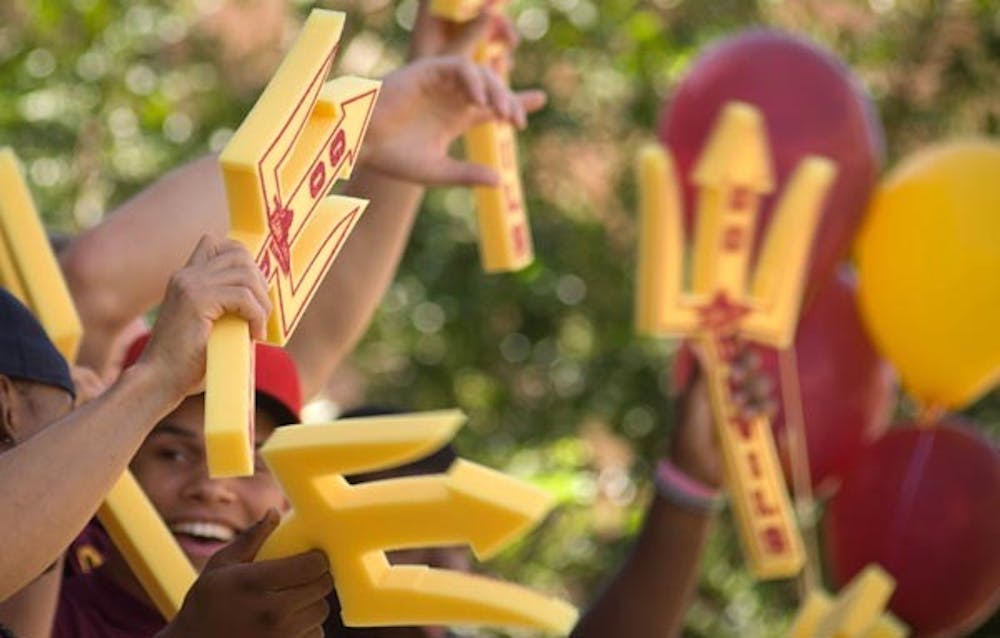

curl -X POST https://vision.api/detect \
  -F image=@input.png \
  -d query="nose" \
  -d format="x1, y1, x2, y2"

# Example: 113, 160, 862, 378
180, 467, 239, 505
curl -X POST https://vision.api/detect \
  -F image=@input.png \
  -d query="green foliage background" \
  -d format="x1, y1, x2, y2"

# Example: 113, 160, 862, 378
1, 0, 998, 635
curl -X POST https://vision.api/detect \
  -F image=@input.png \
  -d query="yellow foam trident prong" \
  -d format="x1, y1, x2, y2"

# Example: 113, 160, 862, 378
0, 148, 83, 362
206, 8, 380, 478
256, 410, 579, 634
635, 102, 836, 580
789, 565, 908, 638
97, 472, 196, 619
429, 0, 533, 273
0, 148, 194, 619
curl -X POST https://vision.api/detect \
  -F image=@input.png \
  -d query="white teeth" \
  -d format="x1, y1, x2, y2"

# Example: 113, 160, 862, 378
171, 521, 236, 542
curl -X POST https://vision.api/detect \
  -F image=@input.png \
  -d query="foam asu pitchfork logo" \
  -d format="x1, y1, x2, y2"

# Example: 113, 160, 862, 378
255, 410, 578, 633
636, 103, 836, 579
205, 9, 380, 477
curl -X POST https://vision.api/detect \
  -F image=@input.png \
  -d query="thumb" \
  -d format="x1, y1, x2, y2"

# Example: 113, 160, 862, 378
204, 509, 280, 569
430, 156, 499, 187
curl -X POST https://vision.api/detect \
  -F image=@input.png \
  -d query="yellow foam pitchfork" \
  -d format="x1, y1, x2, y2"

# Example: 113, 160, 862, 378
430, 0, 533, 272
256, 409, 578, 633
636, 102, 836, 579
206, 9, 380, 477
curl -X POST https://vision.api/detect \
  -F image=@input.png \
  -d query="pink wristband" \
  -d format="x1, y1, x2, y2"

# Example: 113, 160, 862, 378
655, 458, 725, 513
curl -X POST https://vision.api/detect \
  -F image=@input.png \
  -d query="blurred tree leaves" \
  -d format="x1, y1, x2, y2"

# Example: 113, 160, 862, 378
1, 0, 997, 635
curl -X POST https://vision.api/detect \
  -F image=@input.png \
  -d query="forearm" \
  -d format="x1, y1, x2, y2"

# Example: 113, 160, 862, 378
0, 558, 62, 636
571, 496, 715, 638
61, 155, 227, 370
0, 364, 181, 598
286, 167, 424, 399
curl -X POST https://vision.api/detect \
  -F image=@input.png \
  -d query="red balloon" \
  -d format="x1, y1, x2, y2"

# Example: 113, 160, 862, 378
658, 30, 884, 298
824, 421, 1000, 637
672, 266, 895, 492
761, 267, 895, 493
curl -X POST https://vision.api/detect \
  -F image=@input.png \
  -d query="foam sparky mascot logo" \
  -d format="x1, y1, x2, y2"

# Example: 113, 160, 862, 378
636, 103, 837, 579
205, 8, 380, 478
255, 410, 578, 633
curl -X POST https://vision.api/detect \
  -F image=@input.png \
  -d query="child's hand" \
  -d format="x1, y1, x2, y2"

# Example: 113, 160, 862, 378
409, 1, 518, 60
670, 345, 777, 489
160, 510, 332, 638
361, 55, 546, 187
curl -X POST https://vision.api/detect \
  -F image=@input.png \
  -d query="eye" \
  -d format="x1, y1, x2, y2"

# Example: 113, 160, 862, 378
154, 444, 190, 465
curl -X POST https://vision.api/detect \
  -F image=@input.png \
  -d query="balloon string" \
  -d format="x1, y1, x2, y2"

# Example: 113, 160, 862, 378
777, 347, 822, 597
885, 428, 935, 568
916, 404, 945, 429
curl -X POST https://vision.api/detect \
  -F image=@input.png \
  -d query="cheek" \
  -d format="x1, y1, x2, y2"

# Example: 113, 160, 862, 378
237, 479, 288, 519
130, 461, 185, 513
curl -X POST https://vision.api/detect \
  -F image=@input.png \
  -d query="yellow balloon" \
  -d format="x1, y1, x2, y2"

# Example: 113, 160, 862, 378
856, 140, 1000, 410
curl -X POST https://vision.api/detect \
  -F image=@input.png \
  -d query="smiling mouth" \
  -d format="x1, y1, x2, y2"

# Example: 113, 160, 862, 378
170, 521, 237, 544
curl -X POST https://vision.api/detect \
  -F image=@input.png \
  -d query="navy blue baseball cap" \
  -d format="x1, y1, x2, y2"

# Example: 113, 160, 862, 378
0, 288, 74, 398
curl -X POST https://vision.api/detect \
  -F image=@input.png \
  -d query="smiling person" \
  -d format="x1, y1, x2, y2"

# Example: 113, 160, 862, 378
0, 235, 281, 636
51, 336, 332, 638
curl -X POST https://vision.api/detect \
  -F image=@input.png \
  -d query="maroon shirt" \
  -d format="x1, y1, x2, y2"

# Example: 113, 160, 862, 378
53, 563, 165, 638
53, 521, 166, 638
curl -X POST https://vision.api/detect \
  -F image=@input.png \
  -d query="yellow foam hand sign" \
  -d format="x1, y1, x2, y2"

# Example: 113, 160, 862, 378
98, 472, 196, 619
635, 103, 836, 579
256, 410, 578, 634
0, 148, 193, 619
0, 148, 83, 362
430, 0, 533, 273
789, 565, 908, 638
207, 9, 380, 477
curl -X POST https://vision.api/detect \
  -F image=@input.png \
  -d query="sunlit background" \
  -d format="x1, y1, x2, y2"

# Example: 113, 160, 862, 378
1, 1, 998, 635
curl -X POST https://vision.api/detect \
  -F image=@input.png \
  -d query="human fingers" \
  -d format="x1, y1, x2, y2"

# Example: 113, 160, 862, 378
205, 509, 280, 569
245, 550, 330, 592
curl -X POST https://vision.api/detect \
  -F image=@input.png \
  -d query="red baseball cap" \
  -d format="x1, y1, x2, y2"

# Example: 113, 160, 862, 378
122, 333, 302, 425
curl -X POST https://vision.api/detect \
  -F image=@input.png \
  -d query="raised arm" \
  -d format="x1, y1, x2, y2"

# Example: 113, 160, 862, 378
0, 236, 268, 599
572, 349, 774, 638
288, 54, 544, 397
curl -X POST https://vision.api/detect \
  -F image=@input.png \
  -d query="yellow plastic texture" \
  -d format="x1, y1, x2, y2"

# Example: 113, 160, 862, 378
207, 8, 379, 477
634, 102, 836, 579
0, 148, 83, 362
430, 1, 533, 273
256, 410, 578, 634
790, 565, 907, 638
856, 140, 1000, 410
97, 472, 196, 619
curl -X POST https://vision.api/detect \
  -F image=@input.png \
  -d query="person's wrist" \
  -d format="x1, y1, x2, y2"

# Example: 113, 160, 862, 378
654, 458, 725, 514
117, 358, 186, 419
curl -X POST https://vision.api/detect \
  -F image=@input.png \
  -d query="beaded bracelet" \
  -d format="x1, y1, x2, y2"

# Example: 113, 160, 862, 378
654, 458, 726, 513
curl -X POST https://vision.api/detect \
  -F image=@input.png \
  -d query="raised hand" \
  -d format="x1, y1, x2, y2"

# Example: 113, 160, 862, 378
409, 1, 518, 60
160, 510, 332, 638
361, 55, 546, 187
137, 235, 270, 399
671, 343, 777, 489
